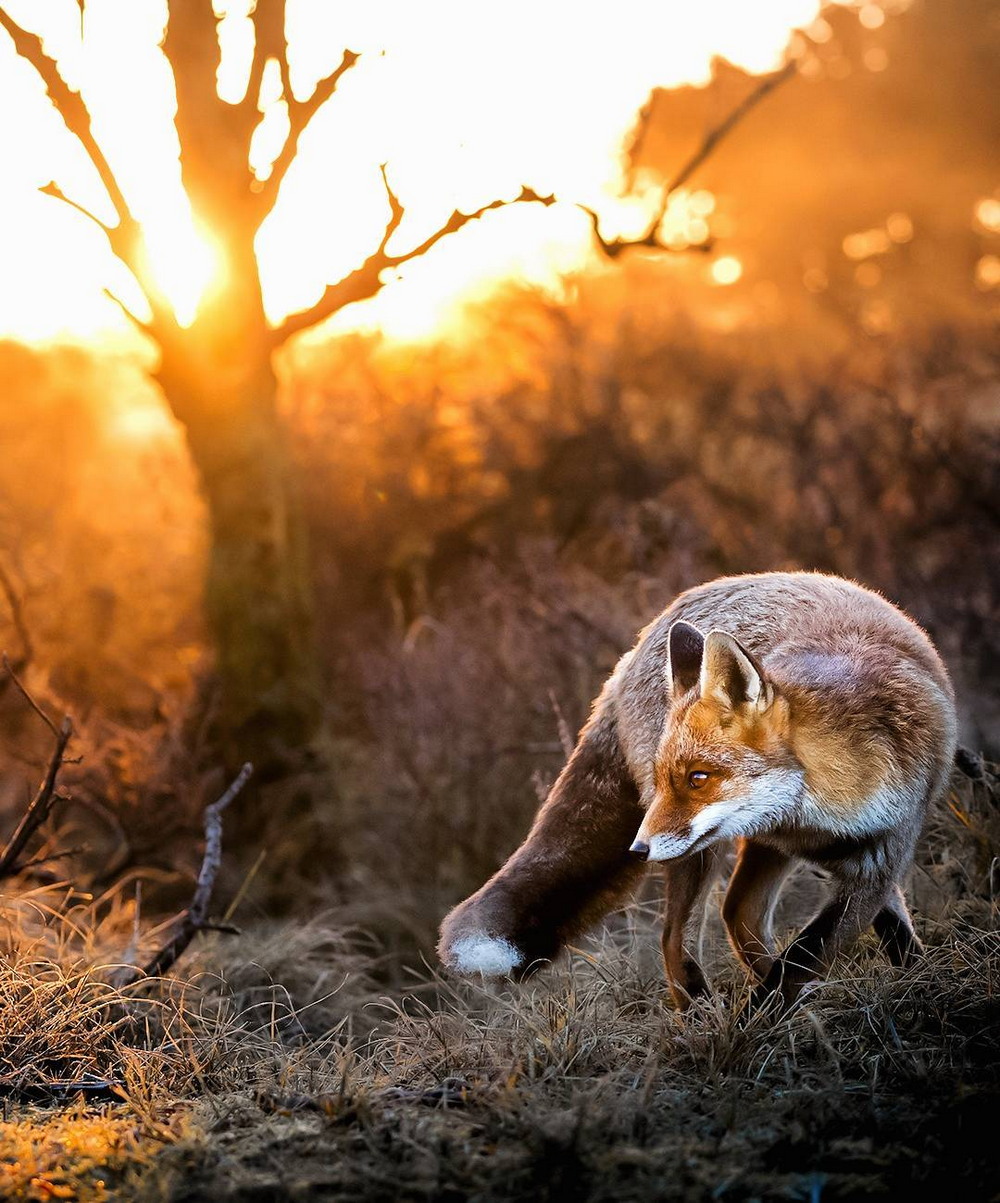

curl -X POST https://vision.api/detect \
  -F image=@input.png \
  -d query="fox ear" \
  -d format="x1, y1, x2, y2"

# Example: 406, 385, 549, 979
700, 631, 772, 711
666, 621, 705, 699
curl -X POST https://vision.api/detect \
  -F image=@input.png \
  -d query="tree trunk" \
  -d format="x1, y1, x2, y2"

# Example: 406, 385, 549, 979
156, 330, 322, 780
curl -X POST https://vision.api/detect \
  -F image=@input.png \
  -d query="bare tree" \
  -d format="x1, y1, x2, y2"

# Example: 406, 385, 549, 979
0, 2, 553, 775
0, 3, 796, 791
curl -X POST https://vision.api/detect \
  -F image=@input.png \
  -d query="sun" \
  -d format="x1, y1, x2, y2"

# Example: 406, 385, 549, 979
0, 0, 863, 345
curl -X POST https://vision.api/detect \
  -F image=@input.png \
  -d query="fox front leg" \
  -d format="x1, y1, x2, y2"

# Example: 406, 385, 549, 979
438, 703, 647, 978
721, 839, 794, 982
660, 850, 721, 1008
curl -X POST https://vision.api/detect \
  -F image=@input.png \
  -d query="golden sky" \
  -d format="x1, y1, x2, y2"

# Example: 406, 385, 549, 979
0, 0, 867, 344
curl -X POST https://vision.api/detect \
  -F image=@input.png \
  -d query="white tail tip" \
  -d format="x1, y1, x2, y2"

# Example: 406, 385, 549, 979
447, 933, 522, 977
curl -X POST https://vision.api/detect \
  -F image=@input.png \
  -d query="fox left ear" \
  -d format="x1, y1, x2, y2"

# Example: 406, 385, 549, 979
666, 621, 705, 699
700, 631, 773, 711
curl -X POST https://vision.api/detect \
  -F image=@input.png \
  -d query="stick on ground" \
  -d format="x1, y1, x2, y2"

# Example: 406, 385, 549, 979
119, 762, 253, 984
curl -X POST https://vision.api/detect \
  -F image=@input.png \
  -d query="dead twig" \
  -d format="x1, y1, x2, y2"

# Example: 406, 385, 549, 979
0, 715, 73, 881
0, 563, 32, 674
117, 763, 252, 984
2, 652, 57, 736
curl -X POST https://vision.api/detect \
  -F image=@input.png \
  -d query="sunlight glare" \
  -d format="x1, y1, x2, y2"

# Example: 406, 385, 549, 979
0, 0, 858, 343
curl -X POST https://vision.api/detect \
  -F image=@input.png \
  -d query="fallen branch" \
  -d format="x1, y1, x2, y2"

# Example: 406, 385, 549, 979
117, 762, 252, 984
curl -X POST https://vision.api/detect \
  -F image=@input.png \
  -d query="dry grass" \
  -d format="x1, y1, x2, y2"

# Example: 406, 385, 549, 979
0, 765, 994, 1200
0, 310, 997, 1198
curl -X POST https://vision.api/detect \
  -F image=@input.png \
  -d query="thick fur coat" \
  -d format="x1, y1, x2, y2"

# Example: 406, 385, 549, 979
438, 572, 957, 1006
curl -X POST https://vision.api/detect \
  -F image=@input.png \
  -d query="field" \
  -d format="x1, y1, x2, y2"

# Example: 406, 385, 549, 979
1, 0, 999, 1197
0, 759, 997, 1201
0, 293, 999, 1199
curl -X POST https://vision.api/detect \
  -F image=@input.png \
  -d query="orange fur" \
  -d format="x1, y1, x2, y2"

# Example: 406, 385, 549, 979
439, 571, 957, 1009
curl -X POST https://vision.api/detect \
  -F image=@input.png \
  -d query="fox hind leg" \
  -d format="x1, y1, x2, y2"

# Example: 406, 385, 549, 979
873, 883, 923, 967
755, 878, 891, 1008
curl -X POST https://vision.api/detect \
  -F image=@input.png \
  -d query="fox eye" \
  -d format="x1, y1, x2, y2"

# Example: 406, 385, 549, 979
688, 770, 710, 789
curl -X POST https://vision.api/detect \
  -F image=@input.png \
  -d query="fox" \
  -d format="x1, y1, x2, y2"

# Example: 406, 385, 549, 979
438, 572, 958, 1008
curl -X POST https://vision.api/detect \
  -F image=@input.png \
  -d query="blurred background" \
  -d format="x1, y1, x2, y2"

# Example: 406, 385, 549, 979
0, 0, 997, 952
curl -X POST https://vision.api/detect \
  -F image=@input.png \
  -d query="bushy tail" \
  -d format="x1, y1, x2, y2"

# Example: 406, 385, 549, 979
438, 701, 647, 978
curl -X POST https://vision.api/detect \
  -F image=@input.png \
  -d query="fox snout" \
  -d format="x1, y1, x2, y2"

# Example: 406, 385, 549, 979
631, 807, 699, 862
628, 830, 694, 861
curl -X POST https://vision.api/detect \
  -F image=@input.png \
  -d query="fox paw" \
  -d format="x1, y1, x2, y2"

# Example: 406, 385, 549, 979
668, 959, 711, 1011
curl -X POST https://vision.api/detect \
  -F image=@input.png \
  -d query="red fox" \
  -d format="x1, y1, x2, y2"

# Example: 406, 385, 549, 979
438, 572, 957, 1007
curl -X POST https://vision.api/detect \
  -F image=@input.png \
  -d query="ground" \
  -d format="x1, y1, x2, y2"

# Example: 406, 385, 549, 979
0, 763, 996, 1202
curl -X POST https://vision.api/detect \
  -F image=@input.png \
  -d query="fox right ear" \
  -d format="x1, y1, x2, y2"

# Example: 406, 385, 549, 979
666, 621, 705, 699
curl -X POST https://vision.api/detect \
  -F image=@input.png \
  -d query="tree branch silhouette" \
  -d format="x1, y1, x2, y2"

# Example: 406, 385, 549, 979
257, 47, 360, 221
272, 176, 557, 345
0, 6, 175, 335
582, 59, 797, 259
0, 9, 146, 277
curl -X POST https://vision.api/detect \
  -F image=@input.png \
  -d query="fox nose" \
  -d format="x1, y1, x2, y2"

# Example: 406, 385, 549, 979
629, 839, 650, 860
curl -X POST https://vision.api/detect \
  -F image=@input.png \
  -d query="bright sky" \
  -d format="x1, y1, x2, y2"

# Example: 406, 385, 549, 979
0, 0, 861, 344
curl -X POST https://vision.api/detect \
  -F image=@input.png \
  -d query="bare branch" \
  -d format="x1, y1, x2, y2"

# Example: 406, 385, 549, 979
246, 0, 284, 110
117, 762, 253, 984
164, 2, 234, 206
661, 60, 796, 202
377, 163, 405, 254
187, 762, 252, 931
391, 185, 556, 265
272, 182, 556, 346
0, 7, 142, 273
2, 652, 56, 736
577, 202, 714, 261
621, 91, 657, 192
256, 47, 359, 218
584, 59, 797, 261
0, 565, 32, 674
40, 179, 111, 235
102, 287, 153, 337
0, 715, 73, 880
37, 182, 155, 335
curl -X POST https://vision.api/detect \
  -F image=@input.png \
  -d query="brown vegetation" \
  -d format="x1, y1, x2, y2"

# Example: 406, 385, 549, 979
0, 0, 997, 1188
0, 284, 997, 1194
0, 755, 994, 1199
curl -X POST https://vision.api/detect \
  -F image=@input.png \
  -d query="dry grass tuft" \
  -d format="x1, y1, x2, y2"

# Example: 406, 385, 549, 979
0, 765, 996, 1198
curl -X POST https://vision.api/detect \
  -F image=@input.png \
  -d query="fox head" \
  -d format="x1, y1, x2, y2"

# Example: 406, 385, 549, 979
630, 621, 802, 861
